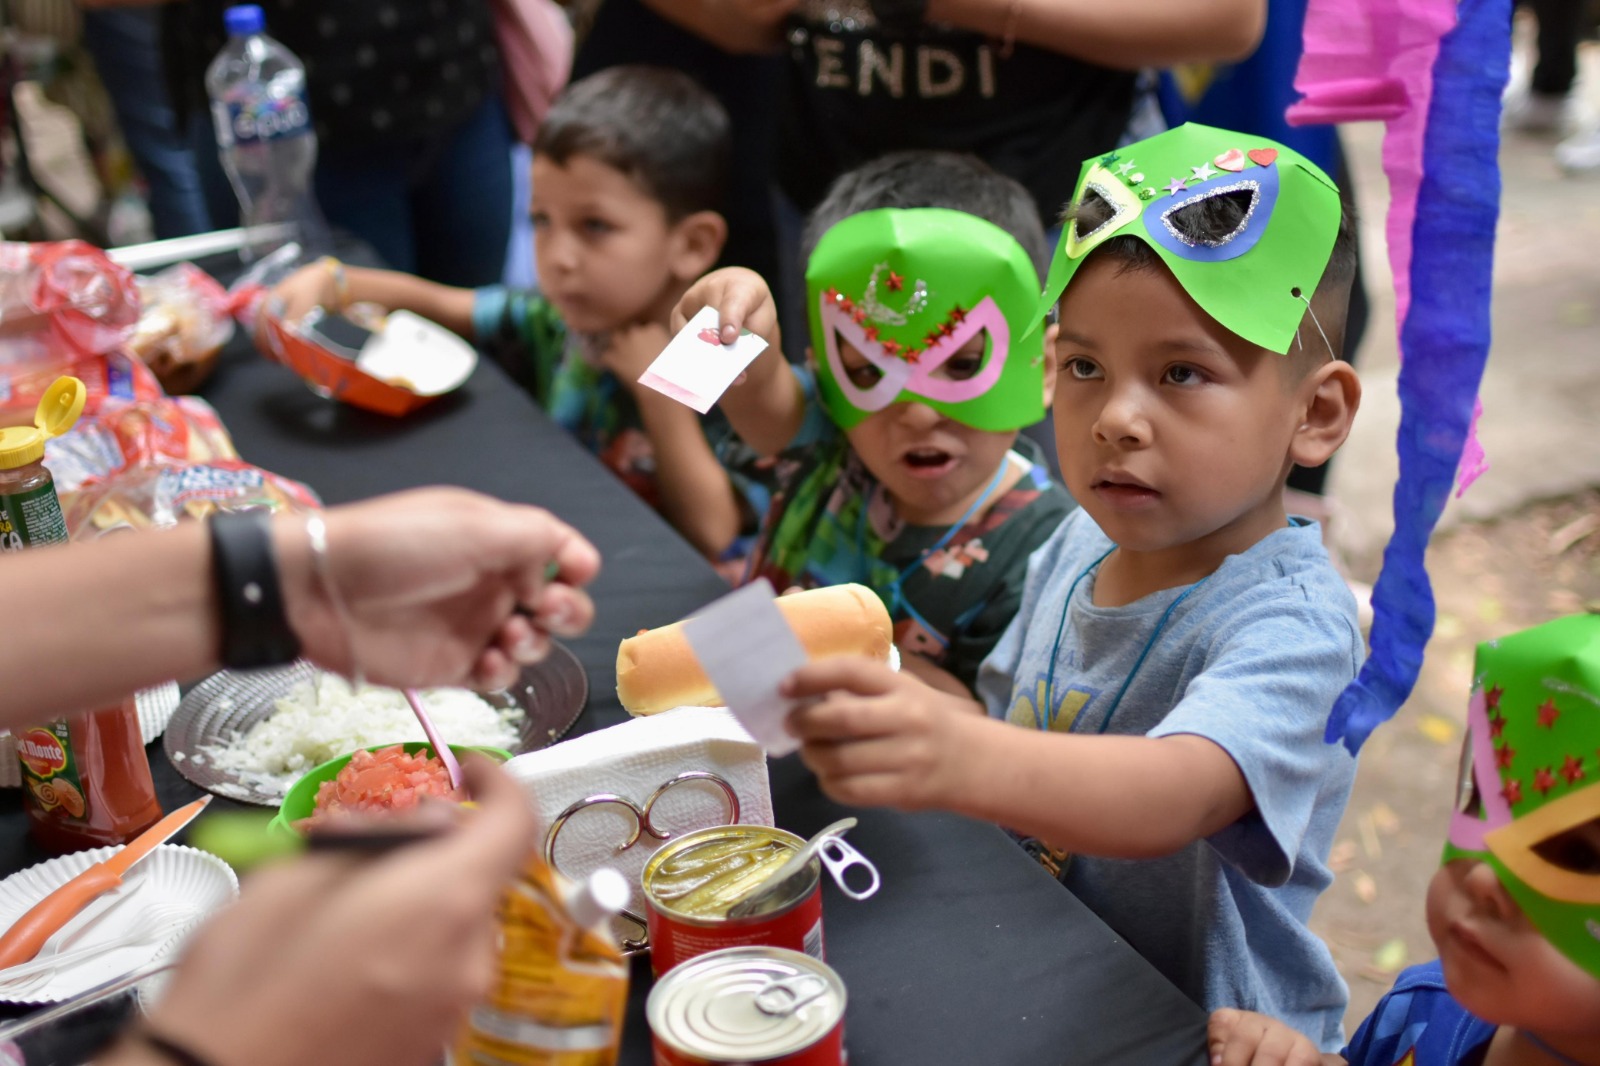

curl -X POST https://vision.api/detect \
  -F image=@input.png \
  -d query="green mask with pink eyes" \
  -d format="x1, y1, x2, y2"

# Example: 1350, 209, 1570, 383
805, 208, 1046, 433
1444, 613, 1600, 978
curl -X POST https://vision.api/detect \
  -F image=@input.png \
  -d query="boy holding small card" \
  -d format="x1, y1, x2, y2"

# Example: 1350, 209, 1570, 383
700, 126, 1367, 1048
269, 67, 750, 561
672, 152, 1074, 694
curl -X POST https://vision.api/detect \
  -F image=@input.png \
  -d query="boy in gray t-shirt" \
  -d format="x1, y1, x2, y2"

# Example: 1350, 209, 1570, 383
777, 123, 1366, 1050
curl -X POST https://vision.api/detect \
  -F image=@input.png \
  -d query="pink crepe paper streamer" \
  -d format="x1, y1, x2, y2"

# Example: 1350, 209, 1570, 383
1287, 0, 1488, 493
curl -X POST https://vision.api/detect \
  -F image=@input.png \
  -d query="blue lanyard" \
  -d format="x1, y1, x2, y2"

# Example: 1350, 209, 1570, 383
1040, 550, 1210, 734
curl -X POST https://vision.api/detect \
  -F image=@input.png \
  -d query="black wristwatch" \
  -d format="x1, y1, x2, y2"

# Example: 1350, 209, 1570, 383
870, 0, 927, 35
208, 510, 302, 669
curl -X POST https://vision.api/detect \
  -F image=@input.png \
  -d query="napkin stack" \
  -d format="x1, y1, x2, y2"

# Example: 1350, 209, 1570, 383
506, 707, 773, 919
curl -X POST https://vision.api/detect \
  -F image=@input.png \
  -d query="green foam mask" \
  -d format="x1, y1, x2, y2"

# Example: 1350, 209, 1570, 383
805, 208, 1046, 433
1443, 613, 1600, 978
1035, 123, 1343, 355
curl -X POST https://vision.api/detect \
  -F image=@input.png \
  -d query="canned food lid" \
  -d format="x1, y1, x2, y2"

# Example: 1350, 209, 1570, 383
649, 947, 845, 1061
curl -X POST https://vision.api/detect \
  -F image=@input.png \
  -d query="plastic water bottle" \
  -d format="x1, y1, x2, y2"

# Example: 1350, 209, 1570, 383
205, 4, 327, 261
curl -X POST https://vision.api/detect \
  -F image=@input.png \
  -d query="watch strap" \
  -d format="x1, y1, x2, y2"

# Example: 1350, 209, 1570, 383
209, 511, 301, 669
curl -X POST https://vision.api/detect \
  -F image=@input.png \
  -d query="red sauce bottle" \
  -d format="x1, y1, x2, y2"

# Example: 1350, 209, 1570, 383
18, 700, 164, 854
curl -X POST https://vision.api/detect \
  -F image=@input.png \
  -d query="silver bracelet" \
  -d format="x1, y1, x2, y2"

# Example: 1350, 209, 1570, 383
304, 512, 364, 690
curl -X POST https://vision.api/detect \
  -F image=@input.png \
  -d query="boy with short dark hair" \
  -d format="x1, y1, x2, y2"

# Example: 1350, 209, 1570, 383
770, 124, 1367, 1049
271, 66, 743, 559
676, 151, 1074, 693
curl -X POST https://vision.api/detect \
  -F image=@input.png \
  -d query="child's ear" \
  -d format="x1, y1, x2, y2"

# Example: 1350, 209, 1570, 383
1288, 360, 1361, 469
670, 210, 728, 282
1039, 322, 1059, 410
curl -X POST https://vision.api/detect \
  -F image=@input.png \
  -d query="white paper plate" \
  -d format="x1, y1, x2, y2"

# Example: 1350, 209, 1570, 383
0, 683, 182, 789
0, 844, 237, 1003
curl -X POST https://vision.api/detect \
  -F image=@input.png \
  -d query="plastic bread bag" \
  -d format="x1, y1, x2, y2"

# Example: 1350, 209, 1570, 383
61, 459, 319, 539
126, 264, 236, 394
0, 241, 141, 368
44, 396, 239, 496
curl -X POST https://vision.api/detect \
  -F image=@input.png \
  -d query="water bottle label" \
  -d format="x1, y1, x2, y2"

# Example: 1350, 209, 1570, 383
215, 92, 312, 146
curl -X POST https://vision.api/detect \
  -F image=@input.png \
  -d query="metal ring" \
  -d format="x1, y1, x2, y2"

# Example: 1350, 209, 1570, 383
639, 771, 741, 842
542, 793, 646, 877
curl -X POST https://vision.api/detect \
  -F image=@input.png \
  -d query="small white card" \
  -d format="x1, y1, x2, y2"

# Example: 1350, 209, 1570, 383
681, 579, 808, 756
637, 306, 768, 414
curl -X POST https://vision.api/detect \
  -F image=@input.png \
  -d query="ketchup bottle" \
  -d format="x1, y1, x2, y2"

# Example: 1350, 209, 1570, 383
1, 377, 164, 853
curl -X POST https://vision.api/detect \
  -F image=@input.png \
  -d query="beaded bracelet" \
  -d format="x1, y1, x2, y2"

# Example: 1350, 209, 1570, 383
318, 255, 349, 313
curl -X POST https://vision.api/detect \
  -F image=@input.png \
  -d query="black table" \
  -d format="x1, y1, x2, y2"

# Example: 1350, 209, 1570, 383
0, 341, 1208, 1065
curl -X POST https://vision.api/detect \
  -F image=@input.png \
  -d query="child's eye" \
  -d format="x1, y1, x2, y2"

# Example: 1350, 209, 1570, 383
1062, 357, 1101, 381
942, 355, 983, 381
1163, 364, 1205, 386
845, 363, 883, 389
1534, 818, 1600, 875
529, 212, 549, 229
582, 218, 616, 237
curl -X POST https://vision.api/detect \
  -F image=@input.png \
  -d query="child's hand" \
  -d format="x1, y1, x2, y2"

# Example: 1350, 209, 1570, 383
1207, 1009, 1332, 1066
600, 322, 672, 394
269, 259, 344, 325
780, 657, 985, 810
672, 267, 782, 363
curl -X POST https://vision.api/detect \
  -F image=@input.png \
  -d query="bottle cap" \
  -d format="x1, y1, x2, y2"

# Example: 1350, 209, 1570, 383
224, 4, 266, 36
565, 868, 630, 930
0, 377, 86, 471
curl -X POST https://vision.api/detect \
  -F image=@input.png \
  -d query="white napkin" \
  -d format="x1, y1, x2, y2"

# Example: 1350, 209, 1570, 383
506, 707, 773, 919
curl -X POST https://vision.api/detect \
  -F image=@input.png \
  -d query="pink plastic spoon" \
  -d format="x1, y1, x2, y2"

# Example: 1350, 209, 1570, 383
404, 689, 464, 790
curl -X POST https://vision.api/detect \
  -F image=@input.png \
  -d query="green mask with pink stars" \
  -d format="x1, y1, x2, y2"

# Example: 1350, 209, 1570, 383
1444, 613, 1600, 978
806, 207, 1046, 433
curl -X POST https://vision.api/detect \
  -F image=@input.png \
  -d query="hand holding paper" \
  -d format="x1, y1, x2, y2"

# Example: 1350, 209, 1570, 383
638, 305, 769, 414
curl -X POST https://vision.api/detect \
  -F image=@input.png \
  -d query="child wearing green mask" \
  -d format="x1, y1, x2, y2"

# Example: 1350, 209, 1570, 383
1210, 613, 1600, 1066
676, 151, 1073, 694
718, 124, 1366, 1049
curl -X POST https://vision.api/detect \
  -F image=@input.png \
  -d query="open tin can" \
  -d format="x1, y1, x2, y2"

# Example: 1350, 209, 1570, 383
642, 825, 823, 978
648, 946, 846, 1066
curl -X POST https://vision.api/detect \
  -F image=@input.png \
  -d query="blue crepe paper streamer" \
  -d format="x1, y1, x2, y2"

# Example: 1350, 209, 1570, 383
1325, 0, 1510, 753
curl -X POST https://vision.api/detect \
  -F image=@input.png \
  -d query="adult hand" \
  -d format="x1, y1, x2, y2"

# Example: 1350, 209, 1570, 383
781, 657, 985, 810
122, 757, 536, 1066
279, 488, 601, 691
600, 322, 673, 395
1207, 1009, 1332, 1066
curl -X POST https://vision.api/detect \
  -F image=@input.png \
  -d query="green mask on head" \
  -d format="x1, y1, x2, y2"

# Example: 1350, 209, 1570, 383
1443, 613, 1600, 978
1035, 122, 1343, 355
806, 208, 1046, 433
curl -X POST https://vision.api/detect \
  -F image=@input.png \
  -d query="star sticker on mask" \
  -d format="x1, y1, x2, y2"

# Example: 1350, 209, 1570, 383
948, 305, 966, 323
1534, 767, 1557, 795
1100, 151, 1120, 166
1115, 161, 1136, 177
1485, 684, 1503, 710
882, 339, 901, 356
1538, 698, 1561, 729
1490, 717, 1506, 740
1560, 754, 1586, 785
1164, 177, 1187, 196
863, 326, 879, 342
1190, 163, 1217, 182
886, 271, 904, 292
851, 306, 867, 324
1495, 743, 1515, 769
1501, 778, 1523, 806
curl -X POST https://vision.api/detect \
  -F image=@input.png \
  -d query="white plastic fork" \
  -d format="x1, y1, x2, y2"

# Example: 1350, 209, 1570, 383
0, 902, 195, 997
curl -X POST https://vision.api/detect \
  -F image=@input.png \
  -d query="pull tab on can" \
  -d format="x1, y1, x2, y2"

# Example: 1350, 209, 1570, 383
753, 973, 831, 1017
818, 836, 880, 901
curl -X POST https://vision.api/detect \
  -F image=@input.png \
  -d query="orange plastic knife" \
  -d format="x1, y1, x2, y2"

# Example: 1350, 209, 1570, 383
0, 795, 212, 969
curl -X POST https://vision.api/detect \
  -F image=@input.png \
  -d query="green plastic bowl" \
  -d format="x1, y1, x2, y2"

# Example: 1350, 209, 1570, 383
269, 742, 512, 837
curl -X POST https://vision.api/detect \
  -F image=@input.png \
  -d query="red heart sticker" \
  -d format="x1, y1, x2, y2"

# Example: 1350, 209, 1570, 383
697, 328, 722, 345
1214, 149, 1246, 173
1247, 148, 1278, 167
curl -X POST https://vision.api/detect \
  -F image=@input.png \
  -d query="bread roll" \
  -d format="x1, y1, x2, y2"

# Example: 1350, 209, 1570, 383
616, 584, 893, 715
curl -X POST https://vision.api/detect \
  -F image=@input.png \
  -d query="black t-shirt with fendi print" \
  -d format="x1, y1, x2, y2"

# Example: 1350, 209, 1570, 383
776, 0, 1135, 225
170, 0, 497, 148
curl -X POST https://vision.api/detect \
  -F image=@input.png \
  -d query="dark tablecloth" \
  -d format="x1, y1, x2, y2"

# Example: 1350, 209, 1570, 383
0, 339, 1208, 1065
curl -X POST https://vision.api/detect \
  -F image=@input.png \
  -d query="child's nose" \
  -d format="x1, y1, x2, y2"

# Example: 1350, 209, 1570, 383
1091, 390, 1150, 446
1460, 860, 1518, 924
894, 401, 942, 429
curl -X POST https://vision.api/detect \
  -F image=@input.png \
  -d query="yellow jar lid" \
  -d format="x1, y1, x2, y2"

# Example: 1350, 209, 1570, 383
0, 377, 87, 470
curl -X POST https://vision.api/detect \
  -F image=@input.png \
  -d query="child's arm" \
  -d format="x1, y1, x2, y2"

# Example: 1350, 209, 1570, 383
603, 323, 743, 560
270, 262, 478, 341
782, 659, 1254, 859
1208, 1009, 1345, 1066
671, 268, 806, 457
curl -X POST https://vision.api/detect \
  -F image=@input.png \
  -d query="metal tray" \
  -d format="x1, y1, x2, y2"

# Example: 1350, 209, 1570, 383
164, 645, 588, 805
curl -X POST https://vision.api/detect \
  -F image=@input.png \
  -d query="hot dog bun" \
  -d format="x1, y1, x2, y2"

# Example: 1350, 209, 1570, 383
616, 583, 893, 715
